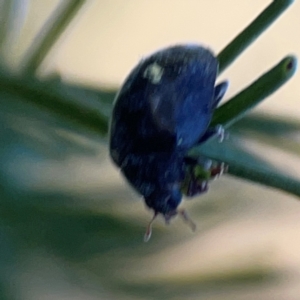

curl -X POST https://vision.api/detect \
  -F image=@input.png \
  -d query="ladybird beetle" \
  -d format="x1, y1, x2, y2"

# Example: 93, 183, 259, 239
109, 44, 228, 241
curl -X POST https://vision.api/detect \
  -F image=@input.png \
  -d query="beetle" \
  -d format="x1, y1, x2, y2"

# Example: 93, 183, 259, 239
109, 44, 228, 241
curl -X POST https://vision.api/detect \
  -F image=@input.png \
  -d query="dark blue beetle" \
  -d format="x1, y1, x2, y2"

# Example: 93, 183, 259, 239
109, 45, 228, 240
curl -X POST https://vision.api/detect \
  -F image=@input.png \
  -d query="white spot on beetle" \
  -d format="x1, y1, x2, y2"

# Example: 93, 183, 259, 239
177, 137, 183, 146
143, 63, 164, 84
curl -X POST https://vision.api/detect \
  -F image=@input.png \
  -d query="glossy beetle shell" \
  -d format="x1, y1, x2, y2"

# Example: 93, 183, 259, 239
109, 44, 227, 222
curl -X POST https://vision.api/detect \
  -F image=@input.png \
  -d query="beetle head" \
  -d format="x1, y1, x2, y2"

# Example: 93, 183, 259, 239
144, 188, 196, 241
145, 188, 181, 216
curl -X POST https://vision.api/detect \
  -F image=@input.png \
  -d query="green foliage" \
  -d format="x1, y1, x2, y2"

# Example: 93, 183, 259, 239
0, 0, 298, 299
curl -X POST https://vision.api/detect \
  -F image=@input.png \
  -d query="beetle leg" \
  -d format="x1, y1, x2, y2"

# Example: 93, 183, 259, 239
195, 80, 228, 144
213, 80, 229, 108
215, 124, 225, 142
144, 212, 158, 242
181, 161, 210, 197
181, 159, 228, 197
178, 209, 197, 231
196, 124, 226, 144
210, 162, 228, 179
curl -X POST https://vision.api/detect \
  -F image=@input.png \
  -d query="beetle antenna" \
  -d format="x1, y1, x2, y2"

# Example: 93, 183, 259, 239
144, 212, 158, 242
178, 209, 196, 232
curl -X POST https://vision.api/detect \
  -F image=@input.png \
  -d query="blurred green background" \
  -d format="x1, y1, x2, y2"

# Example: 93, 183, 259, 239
1, 1, 300, 299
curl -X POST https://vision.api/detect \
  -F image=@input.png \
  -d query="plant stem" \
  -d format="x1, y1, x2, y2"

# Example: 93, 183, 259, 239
217, 0, 294, 74
197, 55, 299, 199
0, 0, 29, 57
228, 161, 300, 198
196, 142, 300, 199
211, 56, 297, 128
21, 0, 87, 75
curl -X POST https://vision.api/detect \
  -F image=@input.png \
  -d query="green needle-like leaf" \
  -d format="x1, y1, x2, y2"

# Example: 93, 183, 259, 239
228, 161, 300, 198
211, 56, 297, 128
0, 70, 109, 135
218, 0, 294, 74
195, 56, 300, 199
195, 137, 300, 199
21, 0, 87, 74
